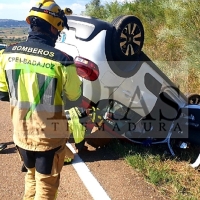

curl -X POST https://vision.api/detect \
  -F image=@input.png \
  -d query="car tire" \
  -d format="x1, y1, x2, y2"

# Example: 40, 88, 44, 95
187, 93, 200, 105
111, 15, 144, 61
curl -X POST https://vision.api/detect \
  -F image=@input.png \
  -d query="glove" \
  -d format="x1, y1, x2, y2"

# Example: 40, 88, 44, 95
88, 107, 102, 124
75, 139, 86, 152
65, 107, 88, 120
74, 107, 88, 118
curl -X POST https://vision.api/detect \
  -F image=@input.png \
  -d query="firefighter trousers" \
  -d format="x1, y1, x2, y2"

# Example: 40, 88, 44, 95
17, 144, 66, 200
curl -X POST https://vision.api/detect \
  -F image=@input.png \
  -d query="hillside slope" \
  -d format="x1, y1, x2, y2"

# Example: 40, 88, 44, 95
0, 19, 27, 27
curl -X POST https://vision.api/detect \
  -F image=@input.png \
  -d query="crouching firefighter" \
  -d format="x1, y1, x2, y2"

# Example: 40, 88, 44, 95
0, 0, 82, 199
65, 106, 103, 151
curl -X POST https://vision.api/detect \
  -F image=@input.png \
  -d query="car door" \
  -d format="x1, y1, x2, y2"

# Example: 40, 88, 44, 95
112, 61, 164, 118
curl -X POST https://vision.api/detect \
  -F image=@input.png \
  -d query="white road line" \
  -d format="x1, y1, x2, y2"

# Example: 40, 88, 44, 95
66, 143, 111, 200
190, 153, 200, 168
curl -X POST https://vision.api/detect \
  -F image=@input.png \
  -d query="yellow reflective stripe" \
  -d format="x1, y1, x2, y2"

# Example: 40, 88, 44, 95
4, 53, 58, 77
64, 157, 72, 163
10, 99, 63, 112
7, 62, 56, 77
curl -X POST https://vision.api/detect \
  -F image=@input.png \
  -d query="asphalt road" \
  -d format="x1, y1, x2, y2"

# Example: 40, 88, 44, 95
0, 101, 166, 200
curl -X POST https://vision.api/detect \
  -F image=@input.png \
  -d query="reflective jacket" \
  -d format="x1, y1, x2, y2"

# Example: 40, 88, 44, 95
0, 32, 82, 151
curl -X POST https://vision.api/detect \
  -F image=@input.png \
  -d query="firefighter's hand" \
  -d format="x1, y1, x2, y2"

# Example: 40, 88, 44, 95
75, 140, 86, 152
74, 107, 88, 118
65, 107, 88, 120
88, 107, 102, 123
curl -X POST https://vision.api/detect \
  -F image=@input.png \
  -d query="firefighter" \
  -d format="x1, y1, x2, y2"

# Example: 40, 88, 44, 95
66, 107, 88, 152
66, 106, 103, 151
0, 0, 82, 199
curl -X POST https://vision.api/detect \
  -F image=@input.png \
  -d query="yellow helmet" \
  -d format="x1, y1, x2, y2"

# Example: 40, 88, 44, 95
26, 0, 71, 31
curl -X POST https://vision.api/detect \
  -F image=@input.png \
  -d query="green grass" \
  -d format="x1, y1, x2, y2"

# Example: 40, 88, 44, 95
109, 139, 200, 200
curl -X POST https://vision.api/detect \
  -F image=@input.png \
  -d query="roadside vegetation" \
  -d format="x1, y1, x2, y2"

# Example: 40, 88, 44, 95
84, 0, 200, 94
109, 139, 200, 200
85, 0, 200, 199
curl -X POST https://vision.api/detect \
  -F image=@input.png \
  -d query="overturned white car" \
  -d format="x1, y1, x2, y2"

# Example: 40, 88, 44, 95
56, 15, 200, 167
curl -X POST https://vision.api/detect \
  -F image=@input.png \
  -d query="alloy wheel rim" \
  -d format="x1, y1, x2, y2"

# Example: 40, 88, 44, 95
120, 23, 142, 56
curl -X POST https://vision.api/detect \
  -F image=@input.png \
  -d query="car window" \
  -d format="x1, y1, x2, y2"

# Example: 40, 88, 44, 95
66, 16, 113, 41
68, 20, 95, 40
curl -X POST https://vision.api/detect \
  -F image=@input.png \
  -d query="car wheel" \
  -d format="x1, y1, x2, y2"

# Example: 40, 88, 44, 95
187, 93, 200, 105
111, 15, 144, 61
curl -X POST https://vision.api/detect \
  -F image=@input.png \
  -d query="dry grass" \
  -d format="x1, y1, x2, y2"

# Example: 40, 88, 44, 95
143, 35, 200, 96
0, 27, 28, 45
